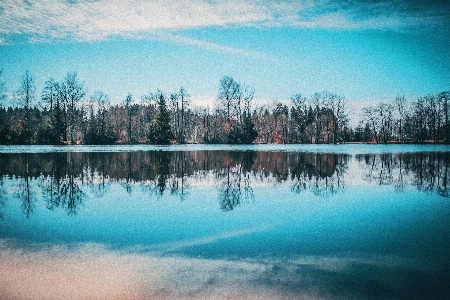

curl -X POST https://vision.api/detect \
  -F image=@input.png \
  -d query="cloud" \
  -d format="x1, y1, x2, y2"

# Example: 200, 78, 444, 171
0, 0, 448, 53
152, 32, 277, 61
0, 0, 270, 41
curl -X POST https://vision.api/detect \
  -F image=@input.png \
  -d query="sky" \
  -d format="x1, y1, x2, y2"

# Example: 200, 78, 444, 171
0, 0, 449, 109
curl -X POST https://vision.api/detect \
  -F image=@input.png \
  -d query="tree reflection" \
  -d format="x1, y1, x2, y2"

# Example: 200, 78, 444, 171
356, 152, 450, 198
0, 176, 6, 220
15, 154, 36, 218
120, 152, 135, 194
0, 149, 449, 218
84, 153, 110, 198
289, 153, 347, 198
218, 151, 256, 211
168, 151, 190, 201
154, 151, 171, 195
40, 153, 85, 215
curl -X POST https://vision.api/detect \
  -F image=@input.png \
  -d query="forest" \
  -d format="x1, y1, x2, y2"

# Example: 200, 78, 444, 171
0, 70, 449, 145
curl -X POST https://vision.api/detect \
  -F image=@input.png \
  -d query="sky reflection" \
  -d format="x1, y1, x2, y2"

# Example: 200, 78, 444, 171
1, 147, 450, 299
1, 240, 448, 300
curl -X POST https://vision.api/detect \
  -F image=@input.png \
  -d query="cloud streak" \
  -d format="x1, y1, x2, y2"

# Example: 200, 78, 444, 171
152, 32, 277, 61
2, 1, 448, 39
0, 0, 448, 55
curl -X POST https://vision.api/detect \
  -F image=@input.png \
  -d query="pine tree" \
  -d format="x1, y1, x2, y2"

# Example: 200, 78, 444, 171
147, 94, 174, 145
241, 112, 258, 143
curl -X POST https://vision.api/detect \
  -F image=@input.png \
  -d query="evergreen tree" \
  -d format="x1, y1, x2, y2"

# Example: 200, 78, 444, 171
147, 94, 174, 145
226, 122, 242, 144
241, 112, 258, 143
51, 96, 66, 144
85, 114, 99, 144
0, 107, 9, 144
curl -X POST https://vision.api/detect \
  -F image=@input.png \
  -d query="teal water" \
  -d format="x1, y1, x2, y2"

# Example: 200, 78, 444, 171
0, 145, 449, 299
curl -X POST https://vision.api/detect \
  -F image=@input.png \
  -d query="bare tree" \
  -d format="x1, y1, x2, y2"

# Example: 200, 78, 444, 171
169, 87, 190, 143
378, 103, 394, 143
413, 97, 427, 142
0, 69, 7, 107
62, 72, 85, 144
123, 93, 133, 143
395, 95, 407, 141
90, 91, 111, 144
218, 76, 241, 122
438, 91, 450, 143
179, 87, 190, 143
17, 71, 36, 143
41, 78, 59, 114
364, 106, 379, 143
290, 93, 307, 143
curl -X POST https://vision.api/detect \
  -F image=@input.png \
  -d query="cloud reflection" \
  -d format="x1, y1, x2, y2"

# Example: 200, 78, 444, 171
1, 241, 446, 300
150, 226, 273, 254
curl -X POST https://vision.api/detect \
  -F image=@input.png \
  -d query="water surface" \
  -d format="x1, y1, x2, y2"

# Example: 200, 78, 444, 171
1, 145, 449, 299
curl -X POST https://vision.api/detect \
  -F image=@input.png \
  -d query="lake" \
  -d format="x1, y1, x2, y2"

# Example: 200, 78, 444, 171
1, 144, 449, 300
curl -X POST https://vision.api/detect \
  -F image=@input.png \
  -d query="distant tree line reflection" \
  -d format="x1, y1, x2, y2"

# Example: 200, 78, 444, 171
356, 152, 450, 197
0, 151, 448, 217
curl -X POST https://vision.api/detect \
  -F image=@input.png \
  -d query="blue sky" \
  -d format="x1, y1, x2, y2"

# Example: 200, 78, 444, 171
0, 0, 449, 107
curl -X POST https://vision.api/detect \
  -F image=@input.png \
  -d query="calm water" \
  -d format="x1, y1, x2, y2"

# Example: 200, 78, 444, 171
1, 145, 449, 300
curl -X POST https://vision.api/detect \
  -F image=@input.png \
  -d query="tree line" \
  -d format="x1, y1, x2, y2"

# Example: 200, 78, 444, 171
0, 69, 449, 145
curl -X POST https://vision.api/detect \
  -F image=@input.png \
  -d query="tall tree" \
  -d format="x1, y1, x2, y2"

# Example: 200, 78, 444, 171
53, 84, 66, 144
168, 87, 190, 143
123, 93, 133, 143
17, 71, 36, 144
62, 72, 85, 144
364, 106, 380, 143
94, 91, 112, 144
40, 78, 62, 144
240, 88, 257, 144
395, 95, 407, 141
147, 93, 174, 145
378, 102, 394, 143
0, 69, 8, 144
41, 78, 59, 114
413, 97, 426, 142
0, 69, 6, 107
438, 91, 450, 143
217, 76, 256, 144
218, 76, 241, 122
290, 94, 308, 143
314, 91, 347, 144
86, 91, 115, 144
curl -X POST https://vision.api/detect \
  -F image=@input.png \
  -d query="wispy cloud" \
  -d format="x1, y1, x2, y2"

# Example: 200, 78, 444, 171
0, 0, 270, 42
153, 32, 277, 61
1, 0, 448, 52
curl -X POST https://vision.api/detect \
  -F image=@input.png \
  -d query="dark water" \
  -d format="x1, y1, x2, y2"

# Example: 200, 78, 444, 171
0, 145, 449, 299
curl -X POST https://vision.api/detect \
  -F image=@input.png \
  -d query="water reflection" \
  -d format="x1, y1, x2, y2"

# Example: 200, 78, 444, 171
0, 150, 449, 217
356, 152, 450, 197
218, 151, 256, 211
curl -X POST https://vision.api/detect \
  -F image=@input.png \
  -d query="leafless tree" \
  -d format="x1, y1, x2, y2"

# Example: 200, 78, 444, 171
17, 71, 36, 143
0, 69, 7, 107
395, 95, 407, 140
62, 72, 85, 144
123, 93, 133, 143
